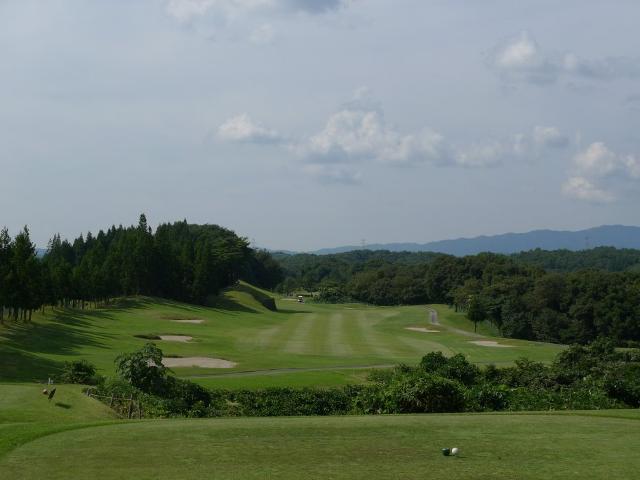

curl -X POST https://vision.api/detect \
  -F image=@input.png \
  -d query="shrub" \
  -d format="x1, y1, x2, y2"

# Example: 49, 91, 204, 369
355, 374, 465, 414
386, 374, 466, 413
60, 360, 101, 385
603, 362, 640, 407
465, 384, 510, 411
420, 352, 479, 386
115, 342, 168, 395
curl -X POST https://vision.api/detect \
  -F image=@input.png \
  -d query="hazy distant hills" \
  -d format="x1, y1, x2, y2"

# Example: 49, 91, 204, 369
306, 225, 640, 256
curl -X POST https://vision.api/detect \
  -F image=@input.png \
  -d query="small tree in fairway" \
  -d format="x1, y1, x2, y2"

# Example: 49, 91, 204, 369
115, 343, 168, 395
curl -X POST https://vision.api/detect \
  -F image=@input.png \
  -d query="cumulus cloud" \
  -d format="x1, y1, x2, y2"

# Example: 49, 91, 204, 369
218, 91, 570, 185
573, 142, 618, 176
488, 31, 640, 85
562, 142, 640, 203
623, 155, 640, 179
217, 114, 283, 143
452, 125, 568, 168
532, 126, 569, 149
300, 108, 449, 165
562, 176, 614, 203
453, 141, 506, 168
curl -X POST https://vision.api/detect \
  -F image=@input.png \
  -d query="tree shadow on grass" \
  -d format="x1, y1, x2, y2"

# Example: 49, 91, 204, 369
0, 309, 119, 383
276, 308, 314, 315
0, 345, 64, 382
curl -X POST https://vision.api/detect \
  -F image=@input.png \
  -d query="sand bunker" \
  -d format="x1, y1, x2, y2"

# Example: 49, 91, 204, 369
162, 357, 237, 368
469, 340, 514, 348
159, 335, 193, 343
170, 319, 204, 324
406, 327, 440, 333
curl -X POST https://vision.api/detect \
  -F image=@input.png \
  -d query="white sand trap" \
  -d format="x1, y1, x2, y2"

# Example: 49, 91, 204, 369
159, 335, 193, 342
170, 319, 204, 324
162, 357, 237, 368
469, 340, 514, 348
406, 327, 440, 333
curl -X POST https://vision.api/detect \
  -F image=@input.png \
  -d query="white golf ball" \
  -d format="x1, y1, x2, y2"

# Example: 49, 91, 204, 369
451, 448, 459, 456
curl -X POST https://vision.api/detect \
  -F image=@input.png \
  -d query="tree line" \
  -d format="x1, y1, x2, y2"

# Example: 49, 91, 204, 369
0, 215, 283, 323
277, 250, 640, 345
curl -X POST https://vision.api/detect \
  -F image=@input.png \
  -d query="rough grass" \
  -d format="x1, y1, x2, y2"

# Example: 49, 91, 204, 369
0, 384, 117, 460
0, 282, 564, 388
2, 410, 640, 479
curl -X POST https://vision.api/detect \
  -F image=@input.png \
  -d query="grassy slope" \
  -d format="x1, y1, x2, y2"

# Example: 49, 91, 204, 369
0, 384, 117, 460
0, 282, 563, 387
2, 411, 640, 479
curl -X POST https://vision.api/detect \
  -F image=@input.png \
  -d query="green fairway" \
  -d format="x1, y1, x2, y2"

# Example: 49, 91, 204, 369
0, 283, 564, 387
1, 386, 639, 480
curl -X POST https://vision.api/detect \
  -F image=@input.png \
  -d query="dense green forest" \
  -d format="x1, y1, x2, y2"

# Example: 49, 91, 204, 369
276, 249, 640, 345
275, 246, 640, 291
512, 247, 640, 272
0, 215, 283, 322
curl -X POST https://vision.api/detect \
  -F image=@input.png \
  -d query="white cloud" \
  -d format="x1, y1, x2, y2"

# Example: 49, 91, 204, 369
217, 114, 282, 143
301, 108, 448, 165
453, 141, 506, 168
165, 0, 346, 23
165, 0, 267, 23
562, 142, 640, 203
532, 126, 569, 148
573, 142, 618, 176
218, 91, 569, 186
562, 176, 614, 203
623, 155, 640, 179
452, 125, 568, 168
488, 31, 640, 85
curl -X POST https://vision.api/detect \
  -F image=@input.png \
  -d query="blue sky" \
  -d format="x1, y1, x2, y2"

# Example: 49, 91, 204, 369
1, 0, 639, 250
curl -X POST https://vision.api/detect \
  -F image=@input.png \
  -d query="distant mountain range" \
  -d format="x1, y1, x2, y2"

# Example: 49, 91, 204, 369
296, 225, 640, 256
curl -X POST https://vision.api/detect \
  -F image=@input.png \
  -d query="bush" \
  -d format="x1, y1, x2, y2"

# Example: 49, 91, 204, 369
420, 352, 479, 386
59, 360, 101, 385
603, 363, 640, 407
225, 388, 353, 416
115, 343, 168, 395
354, 374, 465, 414
465, 384, 510, 411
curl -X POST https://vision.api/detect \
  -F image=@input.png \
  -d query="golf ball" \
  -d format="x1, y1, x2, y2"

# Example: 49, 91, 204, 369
451, 448, 459, 455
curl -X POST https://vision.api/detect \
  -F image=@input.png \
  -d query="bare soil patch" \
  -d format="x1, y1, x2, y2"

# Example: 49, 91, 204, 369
162, 357, 237, 368
405, 327, 440, 333
171, 319, 204, 324
159, 335, 193, 343
469, 340, 514, 348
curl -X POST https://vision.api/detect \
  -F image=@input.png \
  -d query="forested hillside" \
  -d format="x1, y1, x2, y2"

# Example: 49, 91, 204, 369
512, 247, 640, 272
0, 215, 282, 322
277, 249, 640, 346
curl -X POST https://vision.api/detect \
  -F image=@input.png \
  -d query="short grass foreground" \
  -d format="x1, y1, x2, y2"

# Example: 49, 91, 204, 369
0, 283, 563, 388
1, 385, 639, 480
